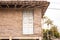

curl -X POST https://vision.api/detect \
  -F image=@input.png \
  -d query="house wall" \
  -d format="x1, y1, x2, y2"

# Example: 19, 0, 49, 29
0, 9, 23, 37
34, 8, 42, 35
0, 8, 42, 39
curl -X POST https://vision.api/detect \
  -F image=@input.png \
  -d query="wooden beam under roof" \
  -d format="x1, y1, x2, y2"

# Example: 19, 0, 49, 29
0, 1, 50, 16
0, 1, 49, 6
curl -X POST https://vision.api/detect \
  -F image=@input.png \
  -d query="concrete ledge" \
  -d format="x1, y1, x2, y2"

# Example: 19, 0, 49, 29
0, 37, 42, 40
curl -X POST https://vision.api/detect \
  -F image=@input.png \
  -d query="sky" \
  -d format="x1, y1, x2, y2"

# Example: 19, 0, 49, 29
43, 0, 60, 32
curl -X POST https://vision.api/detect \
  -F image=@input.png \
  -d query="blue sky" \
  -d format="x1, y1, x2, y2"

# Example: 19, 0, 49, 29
43, 0, 60, 32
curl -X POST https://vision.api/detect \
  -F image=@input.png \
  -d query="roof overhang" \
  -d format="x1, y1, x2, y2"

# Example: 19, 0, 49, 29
0, 1, 50, 17
0, 1, 50, 8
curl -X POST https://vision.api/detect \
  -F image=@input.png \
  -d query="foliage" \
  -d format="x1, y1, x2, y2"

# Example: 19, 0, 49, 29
50, 26, 60, 38
43, 29, 52, 40
43, 27, 60, 40
43, 16, 60, 40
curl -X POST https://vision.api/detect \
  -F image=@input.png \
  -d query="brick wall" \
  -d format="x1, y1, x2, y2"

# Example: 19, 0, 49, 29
34, 8, 42, 36
0, 9, 22, 37
0, 8, 42, 38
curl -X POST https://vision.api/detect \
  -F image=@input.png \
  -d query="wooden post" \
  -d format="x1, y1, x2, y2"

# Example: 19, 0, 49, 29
39, 37, 42, 40
9, 36, 12, 40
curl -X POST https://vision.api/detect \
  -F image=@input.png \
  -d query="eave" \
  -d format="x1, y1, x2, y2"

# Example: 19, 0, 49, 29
0, 1, 50, 17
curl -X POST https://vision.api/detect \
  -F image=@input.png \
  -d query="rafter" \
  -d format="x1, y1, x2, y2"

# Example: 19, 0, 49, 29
0, 1, 49, 8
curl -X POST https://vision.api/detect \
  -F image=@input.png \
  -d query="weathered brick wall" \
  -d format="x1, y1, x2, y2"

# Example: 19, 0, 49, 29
34, 8, 42, 36
0, 9, 22, 37
0, 8, 42, 38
